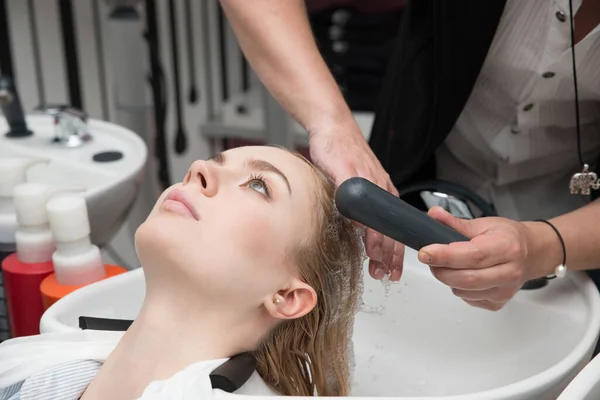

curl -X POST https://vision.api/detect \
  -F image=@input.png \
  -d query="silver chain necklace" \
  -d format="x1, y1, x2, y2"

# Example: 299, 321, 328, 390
567, 0, 600, 195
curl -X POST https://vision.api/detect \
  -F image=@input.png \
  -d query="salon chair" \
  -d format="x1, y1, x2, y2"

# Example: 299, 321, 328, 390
77, 316, 255, 393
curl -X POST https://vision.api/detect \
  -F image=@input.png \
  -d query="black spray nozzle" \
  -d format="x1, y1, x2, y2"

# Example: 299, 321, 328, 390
335, 177, 469, 251
0, 75, 33, 138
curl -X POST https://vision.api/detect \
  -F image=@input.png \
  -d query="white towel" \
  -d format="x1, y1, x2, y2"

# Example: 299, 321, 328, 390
0, 330, 278, 400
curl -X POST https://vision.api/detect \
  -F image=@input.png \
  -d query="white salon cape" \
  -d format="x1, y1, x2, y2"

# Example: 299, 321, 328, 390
0, 330, 278, 400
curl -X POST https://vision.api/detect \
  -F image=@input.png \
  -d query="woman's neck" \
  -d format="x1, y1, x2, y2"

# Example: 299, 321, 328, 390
81, 287, 272, 399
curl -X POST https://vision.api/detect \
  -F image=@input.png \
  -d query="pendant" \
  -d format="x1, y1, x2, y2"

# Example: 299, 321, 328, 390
570, 164, 600, 195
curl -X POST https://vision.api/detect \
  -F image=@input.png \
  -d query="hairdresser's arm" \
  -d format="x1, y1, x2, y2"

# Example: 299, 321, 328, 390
219, 0, 349, 137
528, 199, 600, 275
419, 200, 600, 311
219, 0, 403, 281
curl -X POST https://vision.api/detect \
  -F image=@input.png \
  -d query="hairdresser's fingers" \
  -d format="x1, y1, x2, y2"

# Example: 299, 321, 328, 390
369, 259, 387, 280
389, 241, 404, 282
380, 235, 396, 267
429, 263, 524, 291
429, 266, 495, 290
419, 235, 515, 269
462, 299, 504, 312
365, 227, 384, 262
389, 267, 402, 282
451, 287, 518, 304
384, 176, 399, 197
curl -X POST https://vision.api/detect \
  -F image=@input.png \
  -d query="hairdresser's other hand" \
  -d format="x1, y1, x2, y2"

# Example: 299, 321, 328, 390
418, 207, 545, 311
308, 123, 404, 282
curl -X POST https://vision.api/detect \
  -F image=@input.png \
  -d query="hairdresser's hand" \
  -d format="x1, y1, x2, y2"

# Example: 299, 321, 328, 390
418, 207, 547, 311
309, 125, 404, 282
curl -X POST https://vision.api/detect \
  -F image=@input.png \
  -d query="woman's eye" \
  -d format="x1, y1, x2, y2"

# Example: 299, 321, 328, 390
248, 179, 267, 195
242, 174, 270, 199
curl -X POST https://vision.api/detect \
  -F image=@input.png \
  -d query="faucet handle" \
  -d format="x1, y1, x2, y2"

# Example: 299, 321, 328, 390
34, 104, 88, 121
34, 104, 92, 147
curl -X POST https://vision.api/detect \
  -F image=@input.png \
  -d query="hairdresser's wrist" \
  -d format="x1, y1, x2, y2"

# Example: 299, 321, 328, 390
522, 221, 565, 280
305, 106, 362, 141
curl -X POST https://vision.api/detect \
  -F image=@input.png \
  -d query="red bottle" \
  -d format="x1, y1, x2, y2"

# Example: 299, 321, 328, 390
2, 183, 57, 337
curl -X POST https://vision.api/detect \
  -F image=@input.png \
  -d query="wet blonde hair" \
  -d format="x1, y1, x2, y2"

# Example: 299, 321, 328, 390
253, 152, 364, 396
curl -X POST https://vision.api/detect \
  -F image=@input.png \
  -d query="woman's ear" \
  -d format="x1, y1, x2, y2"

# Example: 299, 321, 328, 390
265, 278, 317, 320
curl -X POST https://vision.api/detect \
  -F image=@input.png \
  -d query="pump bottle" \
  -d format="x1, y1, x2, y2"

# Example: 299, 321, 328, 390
40, 193, 126, 309
0, 157, 49, 340
0, 157, 48, 251
1, 183, 58, 337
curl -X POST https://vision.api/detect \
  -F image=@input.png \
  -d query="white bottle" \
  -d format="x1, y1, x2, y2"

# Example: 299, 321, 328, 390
0, 157, 48, 250
45, 193, 106, 286
13, 183, 58, 263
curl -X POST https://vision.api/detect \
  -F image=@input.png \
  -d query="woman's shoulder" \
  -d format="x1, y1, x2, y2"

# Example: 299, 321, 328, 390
0, 330, 121, 392
0, 360, 102, 400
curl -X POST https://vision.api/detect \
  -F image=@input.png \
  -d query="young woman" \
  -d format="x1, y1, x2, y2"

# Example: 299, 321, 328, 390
0, 146, 365, 399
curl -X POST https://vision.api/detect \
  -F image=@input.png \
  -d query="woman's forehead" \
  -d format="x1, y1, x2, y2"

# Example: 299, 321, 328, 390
222, 146, 315, 186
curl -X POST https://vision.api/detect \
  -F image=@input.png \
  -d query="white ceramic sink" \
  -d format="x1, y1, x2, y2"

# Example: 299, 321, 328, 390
352, 250, 600, 399
40, 249, 600, 399
0, 114, 147, 248
557, 348, 600, 399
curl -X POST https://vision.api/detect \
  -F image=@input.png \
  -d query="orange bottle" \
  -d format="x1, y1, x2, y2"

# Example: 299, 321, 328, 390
40, 193, 127, 309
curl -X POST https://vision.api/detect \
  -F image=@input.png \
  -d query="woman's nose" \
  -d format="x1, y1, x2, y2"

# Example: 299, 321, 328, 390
183, 160, 218, 196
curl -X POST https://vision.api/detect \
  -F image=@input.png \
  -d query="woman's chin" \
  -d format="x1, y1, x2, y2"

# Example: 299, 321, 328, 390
134, 218, 184, 266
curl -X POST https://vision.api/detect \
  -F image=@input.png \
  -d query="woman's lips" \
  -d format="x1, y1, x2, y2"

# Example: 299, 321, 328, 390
162, 189, 200, 220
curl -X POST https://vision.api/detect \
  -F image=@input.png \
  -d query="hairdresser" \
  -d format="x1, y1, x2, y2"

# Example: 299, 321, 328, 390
220, 0, 600, 311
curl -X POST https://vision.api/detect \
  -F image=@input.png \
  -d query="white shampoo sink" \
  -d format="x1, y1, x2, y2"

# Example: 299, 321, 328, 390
0, 114, 147, 248
557, 347, 600, 399
40, 249, 600, 399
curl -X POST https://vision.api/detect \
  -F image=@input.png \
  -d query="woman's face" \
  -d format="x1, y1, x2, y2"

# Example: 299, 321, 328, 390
135, 146, 318, 308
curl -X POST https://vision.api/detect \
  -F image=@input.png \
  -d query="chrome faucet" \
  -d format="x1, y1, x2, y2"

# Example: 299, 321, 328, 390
34, 105, 92, 148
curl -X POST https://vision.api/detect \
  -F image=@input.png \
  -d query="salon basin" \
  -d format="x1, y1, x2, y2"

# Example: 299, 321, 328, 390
557, 350, 600, 399
40, 248, 600, 399
0, 114, 147, 248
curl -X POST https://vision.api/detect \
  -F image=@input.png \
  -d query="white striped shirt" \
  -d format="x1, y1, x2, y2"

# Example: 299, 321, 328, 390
0, 359, 277, 400
437, 0, 600, 220
0, 360, 101, 400
0, 330, 278, 400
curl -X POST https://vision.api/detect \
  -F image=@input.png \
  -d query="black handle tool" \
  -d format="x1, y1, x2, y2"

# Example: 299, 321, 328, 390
335, 177, 470, 251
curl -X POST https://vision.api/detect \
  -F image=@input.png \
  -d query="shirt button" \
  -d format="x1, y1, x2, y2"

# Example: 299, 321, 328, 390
556, 11, 566, 22
542, 71, 555, 78
332, 10, 350, 26
329, 26, 344, 40
523, 103, 534, 111
332, 41, 348, 54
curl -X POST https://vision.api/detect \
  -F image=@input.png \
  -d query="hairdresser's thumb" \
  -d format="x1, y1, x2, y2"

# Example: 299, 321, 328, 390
427, 206, 474, 238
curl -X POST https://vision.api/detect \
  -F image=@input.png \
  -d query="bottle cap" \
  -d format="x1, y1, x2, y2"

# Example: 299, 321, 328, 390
15, 228, 55, 263
52, 245, 105, 286
13, 183, 57, 263
46, 193, 90, 243
13, 183, 54, 227
0, 158, 48, 198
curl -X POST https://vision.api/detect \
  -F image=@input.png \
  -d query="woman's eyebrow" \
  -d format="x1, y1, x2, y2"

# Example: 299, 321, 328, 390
208, 152, 291, 194
208, 152, 225, 165
247, 158, 292, 195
